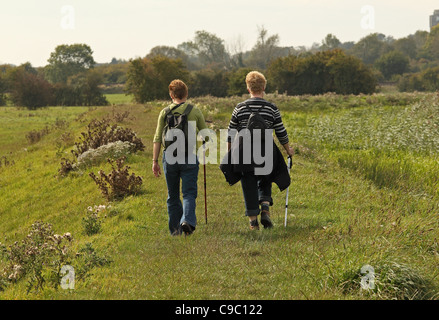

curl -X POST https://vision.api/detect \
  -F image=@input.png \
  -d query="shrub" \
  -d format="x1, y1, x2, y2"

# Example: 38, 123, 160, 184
125, 56, 189, 103
0, 221, 111, 293
25, 126, 51, 144
267, 49, 377, 95
82, 213, 101, 236
0, 221, 73, 293
71, 118, 144, 158
9, 72, 54, 109
190, 68, 229, 97
75, 140, 136, 169
89, 156, 143, 201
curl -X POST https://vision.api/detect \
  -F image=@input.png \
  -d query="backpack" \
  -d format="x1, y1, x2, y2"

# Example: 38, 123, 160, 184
245, 103, 268, 140
161, 103, 194, 154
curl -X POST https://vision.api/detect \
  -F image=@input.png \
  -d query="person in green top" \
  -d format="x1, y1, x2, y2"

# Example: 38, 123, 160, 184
152, 79, 208, 236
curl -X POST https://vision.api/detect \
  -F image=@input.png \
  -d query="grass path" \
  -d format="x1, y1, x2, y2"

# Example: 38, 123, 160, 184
1, 102, 438, 299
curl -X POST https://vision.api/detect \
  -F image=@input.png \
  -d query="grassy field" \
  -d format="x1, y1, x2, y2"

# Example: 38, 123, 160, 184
0, 93, 438, 300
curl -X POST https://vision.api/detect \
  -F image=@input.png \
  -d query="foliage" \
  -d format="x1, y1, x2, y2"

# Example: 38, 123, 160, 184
75, 140, 136, 169
125, 56, 189, 103
45, 44, 96, 84
9, 67, 54, 109
0, 222, 74, 293
190, 68, 229, 97
375, 50, 410, 79
398, 66, 439, 92
71, 118, 144, 158
267, 50, 377, 95
227, 67, 254, 96
89, 156, 143, 201
53, 70, 108, 106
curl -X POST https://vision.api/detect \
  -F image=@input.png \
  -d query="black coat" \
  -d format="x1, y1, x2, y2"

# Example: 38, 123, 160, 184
219, 138, 291, 191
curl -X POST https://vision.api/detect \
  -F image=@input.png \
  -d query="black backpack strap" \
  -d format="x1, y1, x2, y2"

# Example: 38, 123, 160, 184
183, 104, 194, 116
243, 101, 265, 114
163, 103, 186, 122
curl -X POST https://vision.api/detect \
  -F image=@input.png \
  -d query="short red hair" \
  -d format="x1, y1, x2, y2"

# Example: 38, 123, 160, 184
169, 79, 188, 100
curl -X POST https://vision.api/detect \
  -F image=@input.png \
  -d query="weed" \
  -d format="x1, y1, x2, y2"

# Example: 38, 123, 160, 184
89, 156, 143, 201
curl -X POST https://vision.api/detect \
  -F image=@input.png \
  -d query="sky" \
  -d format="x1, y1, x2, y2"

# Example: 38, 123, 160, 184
0, 0, 437, 67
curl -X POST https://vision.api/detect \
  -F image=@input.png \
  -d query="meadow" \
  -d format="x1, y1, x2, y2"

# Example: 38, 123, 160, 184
0, 92, 438, 300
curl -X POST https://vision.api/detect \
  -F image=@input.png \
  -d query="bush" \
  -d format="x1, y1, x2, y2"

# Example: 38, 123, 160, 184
71, 118, 144, 158
0, 221, 73, 293
53, 70, 109, 106
267, 50, 377, 95
227, 68, 254, 96
190, 68, 229, 97
75, 140, 136, 169
89, 157, 143, 201
125, 56, 189, 103
9, 72, 54, 109
398, 66, 439, 92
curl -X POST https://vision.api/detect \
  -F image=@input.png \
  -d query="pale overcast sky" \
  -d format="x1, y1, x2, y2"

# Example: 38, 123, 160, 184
0, 0, 436, 67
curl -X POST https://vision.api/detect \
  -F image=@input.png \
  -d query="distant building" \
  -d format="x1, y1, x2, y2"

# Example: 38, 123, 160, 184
431, 10, 439, 30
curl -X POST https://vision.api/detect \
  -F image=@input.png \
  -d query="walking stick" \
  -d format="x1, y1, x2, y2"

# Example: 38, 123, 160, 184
284, 156, 292, 227
203, 141, 208, 224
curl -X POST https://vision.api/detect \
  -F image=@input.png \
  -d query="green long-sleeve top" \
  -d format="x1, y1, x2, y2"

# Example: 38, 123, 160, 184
153, 102, 208, 145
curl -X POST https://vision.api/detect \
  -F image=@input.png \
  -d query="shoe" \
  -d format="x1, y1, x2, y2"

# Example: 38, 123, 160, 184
261, 211, 273, 229
250, 219, 260, 231
181, 222, 195, 235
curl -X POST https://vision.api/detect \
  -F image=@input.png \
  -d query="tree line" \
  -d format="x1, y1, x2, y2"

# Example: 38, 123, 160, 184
1, 25, 439, 108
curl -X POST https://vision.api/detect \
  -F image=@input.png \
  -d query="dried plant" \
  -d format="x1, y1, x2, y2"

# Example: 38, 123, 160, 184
0, 155, 15, 168
71, 118, 144, 158
25, 126, 51, 144
89, 156, 143, 201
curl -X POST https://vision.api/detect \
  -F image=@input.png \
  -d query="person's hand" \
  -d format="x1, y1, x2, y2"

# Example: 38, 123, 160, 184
283, 145, 294, 157
152, 162, 161, 177
286, 146, 294, 157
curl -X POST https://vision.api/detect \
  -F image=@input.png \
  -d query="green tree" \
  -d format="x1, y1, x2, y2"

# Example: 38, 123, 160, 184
421, 25, 439, 61
247, 26, 282, 69
45, 44, 96, 84
227, 67, 254, 96
125, 56, 189, 103
348, 33, 391, 65
321, 34, 342, 50
190, 69, 229, 97
9, 63, 54, 109
267, 50, 376, 95
375, 50, 410, 79
0, 74, 6, 106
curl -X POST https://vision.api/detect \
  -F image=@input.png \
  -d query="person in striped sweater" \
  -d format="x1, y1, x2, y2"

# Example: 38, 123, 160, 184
227, 71, 294, 230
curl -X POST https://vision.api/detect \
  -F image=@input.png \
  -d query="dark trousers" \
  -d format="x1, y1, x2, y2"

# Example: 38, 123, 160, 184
240, 172, 273, 217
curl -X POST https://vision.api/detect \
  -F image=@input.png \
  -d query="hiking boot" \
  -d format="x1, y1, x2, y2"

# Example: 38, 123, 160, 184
249, 219, 260, 231
261, 211, 273, 229
181, 222, 195, 236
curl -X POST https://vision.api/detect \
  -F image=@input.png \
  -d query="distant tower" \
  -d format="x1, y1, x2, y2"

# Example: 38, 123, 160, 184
431, 10, 439, 30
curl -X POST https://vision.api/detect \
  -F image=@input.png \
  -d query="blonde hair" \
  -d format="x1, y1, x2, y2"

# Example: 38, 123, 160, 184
246, 71, 267, 94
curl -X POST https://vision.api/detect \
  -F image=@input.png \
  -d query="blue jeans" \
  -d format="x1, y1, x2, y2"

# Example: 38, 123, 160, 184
163, 153, 199, 235
240, 172, 273, 216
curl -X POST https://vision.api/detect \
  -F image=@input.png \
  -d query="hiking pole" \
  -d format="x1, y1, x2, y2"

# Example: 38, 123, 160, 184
284, 156, 292, 227
203, 141, 208, 224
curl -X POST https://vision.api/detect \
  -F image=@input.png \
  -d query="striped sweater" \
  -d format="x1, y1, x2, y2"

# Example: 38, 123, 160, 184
227, 97, 289, 145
